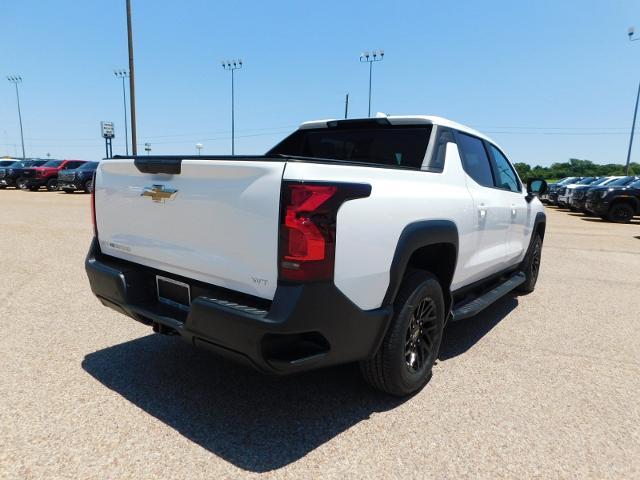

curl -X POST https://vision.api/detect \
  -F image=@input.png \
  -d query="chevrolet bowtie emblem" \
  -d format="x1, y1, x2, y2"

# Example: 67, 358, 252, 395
141, 184, 178, 203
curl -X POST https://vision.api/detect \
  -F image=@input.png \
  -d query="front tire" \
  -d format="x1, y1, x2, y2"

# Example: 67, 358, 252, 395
360, 270, 445, 396
517, 234, 542, 294
606, 203, 634, 223
16, 178, 28, 190
84, 179, 93, 193
46, 178, 59, 192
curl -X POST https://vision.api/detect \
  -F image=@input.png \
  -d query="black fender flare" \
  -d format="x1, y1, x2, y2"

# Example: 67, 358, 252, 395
382, 220, 459, 309
520, 211, 546, 267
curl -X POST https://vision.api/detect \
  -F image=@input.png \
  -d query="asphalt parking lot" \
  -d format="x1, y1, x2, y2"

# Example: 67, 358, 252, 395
1, 189, 639, 479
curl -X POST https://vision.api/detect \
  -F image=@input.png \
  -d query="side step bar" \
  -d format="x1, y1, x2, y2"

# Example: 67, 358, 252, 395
451, 271, 525, 321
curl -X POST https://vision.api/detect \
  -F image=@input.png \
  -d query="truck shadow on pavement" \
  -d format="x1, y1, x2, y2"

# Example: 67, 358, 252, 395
439, 295, 518, 360
82, 295, 516, 472
82, 335, 404, 472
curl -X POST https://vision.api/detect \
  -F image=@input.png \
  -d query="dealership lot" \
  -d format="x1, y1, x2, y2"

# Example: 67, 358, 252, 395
0, 189, 639, 479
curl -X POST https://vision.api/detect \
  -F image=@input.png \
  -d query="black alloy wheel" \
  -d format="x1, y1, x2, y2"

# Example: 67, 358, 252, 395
46, 178, 59, 192
607, 203, 634, 223
405, 296, 439, 374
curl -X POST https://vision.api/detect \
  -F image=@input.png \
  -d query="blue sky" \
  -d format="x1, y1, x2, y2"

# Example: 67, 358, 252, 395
1, 0, 639, 166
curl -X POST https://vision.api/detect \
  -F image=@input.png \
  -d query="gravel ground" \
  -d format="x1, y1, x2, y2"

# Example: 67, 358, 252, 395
1, 189, 639, 479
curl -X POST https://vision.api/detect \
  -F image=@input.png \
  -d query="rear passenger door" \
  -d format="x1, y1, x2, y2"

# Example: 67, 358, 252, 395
486, 143, 529, 263
455, 131, 511, 281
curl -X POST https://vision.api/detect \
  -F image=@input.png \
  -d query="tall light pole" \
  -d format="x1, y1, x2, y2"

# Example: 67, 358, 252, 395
126, 0, 138, 155
627, 27, 640, 176
359, 50, 384, 117
221, 59, 243, 155
6, 76, 25, 158
144, 143, 151, 155
114, 70, 130, 155
196, 143, 203, 156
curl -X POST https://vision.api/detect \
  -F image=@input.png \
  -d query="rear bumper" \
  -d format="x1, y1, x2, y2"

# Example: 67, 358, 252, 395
85, 238, 392, 374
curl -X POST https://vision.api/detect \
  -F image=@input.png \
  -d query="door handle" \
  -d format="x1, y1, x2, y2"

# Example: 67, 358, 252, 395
478, 204, 487, 218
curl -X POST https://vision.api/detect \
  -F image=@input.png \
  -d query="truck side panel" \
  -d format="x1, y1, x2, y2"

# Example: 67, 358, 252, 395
283, 152, 475, 310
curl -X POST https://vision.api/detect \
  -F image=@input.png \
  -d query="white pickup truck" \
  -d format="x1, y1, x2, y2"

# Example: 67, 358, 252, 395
86, 115, 547, 396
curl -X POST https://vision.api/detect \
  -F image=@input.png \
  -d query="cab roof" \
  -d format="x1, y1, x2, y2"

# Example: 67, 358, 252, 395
298, 115, 494, 144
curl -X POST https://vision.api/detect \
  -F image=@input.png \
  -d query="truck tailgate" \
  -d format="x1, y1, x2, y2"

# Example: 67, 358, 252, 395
95, 158, 285, 300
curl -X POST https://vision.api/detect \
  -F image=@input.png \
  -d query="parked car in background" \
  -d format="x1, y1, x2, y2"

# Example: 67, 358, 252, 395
544, 177, 582, 205
58, 161, 99, 193
585, 176, 640, 222
557, 177, 598, 208
0, 160, 18, 168
19, 159, 86, 191
569, 177, 621, 212
0, 160, 47, 188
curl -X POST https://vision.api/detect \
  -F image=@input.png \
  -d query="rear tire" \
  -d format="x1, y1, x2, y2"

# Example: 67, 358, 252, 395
360, 270, 445, 396
84, 179, 93, 193
517, 234, 542, 294
606, 203, 634, 223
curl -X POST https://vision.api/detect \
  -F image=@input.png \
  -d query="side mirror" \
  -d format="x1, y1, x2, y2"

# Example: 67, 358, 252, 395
526, 178, 548, 202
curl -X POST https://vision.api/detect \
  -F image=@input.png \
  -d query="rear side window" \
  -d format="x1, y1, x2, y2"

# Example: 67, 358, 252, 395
456, 132, 494, 187
488, 144, 520, 192
268, 125, 432, 169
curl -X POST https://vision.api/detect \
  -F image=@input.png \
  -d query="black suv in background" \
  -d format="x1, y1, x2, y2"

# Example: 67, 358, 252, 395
569, 177, 617, 212
543, 177, 582, 205
0, 159, 47, 188
585, 176, 640, 222
58, 161, 99, 193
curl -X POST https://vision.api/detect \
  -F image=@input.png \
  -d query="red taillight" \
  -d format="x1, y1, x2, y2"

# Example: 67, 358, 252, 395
279, 182, 371, 282
91, 173, 98, 238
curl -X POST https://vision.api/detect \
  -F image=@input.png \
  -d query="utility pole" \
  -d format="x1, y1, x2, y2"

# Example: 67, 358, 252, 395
359, 50, 384, 117
114, 70, 130, 155
144, 143, 151, 155
6, 76, 25, 158
344, 93, 349, 119
221, 59, 243, 155
126, 0, 138, 155
627, 27, 640, 175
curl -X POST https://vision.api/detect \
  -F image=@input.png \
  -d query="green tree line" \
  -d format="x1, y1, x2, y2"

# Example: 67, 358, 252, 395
513, 158, 640, 182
